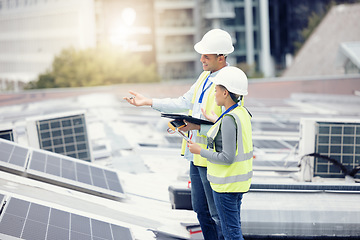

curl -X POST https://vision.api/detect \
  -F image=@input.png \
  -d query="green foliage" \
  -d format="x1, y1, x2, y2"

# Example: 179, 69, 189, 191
302, 12, 323, 41
26, 46, 160, 89
294, 12, 323, 54
37, 72, 56, 88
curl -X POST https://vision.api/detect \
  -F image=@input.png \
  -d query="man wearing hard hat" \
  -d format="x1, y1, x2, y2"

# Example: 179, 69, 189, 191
124, 29, 234, 240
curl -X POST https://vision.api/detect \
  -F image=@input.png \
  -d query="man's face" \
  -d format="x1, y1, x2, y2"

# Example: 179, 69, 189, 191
200, 54, 224, 72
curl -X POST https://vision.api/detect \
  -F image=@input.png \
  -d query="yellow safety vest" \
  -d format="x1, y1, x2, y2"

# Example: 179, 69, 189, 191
206, 106, 253, 193
181, 71, 222, 167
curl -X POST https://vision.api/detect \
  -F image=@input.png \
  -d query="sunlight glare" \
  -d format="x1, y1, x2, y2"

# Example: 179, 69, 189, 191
122, 7, 136, 26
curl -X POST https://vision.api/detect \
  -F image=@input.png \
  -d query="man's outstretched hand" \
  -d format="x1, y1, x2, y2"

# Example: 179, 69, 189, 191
123, 90, 153, 106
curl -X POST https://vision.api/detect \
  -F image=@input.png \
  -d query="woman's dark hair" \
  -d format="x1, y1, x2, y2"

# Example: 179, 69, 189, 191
219, 85, 242, 103
230, 92, 241, 103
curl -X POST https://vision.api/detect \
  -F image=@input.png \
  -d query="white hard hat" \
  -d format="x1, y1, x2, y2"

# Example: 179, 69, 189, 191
194, 29, 234, 55
211, 66, 248, 95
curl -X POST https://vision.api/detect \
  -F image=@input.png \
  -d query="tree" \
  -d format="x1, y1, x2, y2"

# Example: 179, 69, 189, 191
26, 46, 160, 89
36, 72, 56, 88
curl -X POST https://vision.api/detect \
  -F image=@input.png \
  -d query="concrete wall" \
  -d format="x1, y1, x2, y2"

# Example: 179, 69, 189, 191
248, 75, 360, 98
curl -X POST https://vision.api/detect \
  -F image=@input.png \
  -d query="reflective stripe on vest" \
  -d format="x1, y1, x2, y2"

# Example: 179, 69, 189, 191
207, 171, 253, 184
181, 71, 222, 167
207, 151, 253, 166
206, 106, 253, 193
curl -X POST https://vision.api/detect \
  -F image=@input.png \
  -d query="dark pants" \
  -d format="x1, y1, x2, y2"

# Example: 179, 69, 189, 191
190, 161, 224, 240
213, 191, 244, 240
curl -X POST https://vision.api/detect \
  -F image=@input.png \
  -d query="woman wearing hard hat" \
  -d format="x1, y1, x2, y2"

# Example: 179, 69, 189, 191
188, 66, 253, 240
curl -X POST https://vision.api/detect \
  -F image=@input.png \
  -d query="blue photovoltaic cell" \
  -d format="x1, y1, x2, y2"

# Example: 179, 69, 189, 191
47, 225, 69, 239
0, 197, 133, 240
28, 150, 124, 198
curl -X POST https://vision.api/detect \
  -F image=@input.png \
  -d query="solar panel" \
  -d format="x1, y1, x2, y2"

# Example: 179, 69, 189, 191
0, 196, 133, 240
0, 129, 14, 141
252, 121, 299, 132
250, 183, 360, 192
0, 138, 29, 174
0, 138, 125, 200
284, 140, 298, 147
314, 121, 360, 178
27, 111, 92, 162
253, 139, 289, 149
26, 149, 124, 200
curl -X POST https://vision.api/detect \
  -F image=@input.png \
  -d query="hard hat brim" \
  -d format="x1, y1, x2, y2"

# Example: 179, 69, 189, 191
194, 42, 234, 55
211, 66, 248, 96
212, 79, 249, 96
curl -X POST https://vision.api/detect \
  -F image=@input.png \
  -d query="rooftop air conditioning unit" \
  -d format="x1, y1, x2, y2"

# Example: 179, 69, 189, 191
26, 110, 93, 162
298, 117, 360, 182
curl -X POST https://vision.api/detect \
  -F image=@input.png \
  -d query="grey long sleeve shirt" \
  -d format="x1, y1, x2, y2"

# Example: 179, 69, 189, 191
200, 115, 237, 165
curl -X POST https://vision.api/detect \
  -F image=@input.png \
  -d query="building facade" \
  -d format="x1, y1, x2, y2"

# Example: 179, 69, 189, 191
0, 0, 274, 88
154, 0, 273, 80
0, 0, 96, 90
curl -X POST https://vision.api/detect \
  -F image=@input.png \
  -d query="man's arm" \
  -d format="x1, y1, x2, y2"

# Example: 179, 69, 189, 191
124, 79, 198, 114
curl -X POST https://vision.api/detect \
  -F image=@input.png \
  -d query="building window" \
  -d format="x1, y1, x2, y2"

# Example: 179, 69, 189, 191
236, 31, 246, 51
253, 30, 258, 50
252, 6, 258, 26
235, 7, 245, 26
237, 56, 246, 63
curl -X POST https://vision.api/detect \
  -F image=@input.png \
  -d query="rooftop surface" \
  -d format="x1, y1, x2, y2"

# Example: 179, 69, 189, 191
0, 77, 360, 239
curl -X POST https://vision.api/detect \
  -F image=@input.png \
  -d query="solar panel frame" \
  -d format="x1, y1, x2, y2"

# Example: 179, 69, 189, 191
0, 194, 134, 240
0, 194, 4, 206
0, 138, 125, 201
26, 149, 125, 200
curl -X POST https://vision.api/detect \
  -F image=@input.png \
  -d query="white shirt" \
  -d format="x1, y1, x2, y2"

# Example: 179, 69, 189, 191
152, 70, 225, 161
